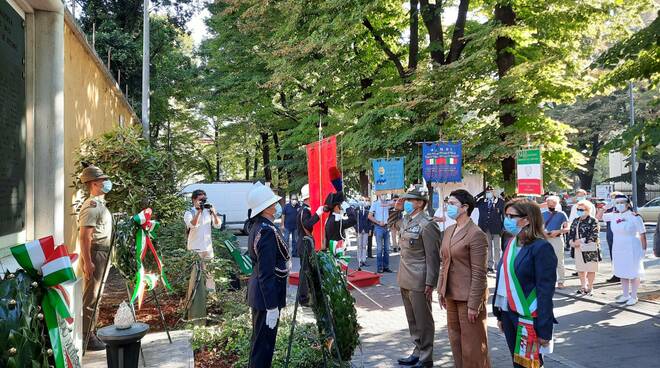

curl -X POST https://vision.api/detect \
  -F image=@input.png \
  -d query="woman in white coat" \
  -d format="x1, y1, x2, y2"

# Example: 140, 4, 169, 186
597, 194, 648, 306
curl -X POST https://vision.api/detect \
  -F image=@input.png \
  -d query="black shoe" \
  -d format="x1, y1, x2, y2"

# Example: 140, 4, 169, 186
412, 361, 433, 368
383, 268, 393, 273
572, 272, 578, 276
357, 267, 362, 271
606, 276, 620, 283
368, 255, 375, 258
86, 333, 106, 351
397, 355, 419, 365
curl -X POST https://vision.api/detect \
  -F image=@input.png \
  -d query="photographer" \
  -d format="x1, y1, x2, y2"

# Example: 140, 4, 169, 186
184, 189, 222, 291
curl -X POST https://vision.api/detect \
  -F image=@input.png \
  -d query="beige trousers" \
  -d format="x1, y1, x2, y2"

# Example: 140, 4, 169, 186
446, 298, 491, 368
548, 236, 566, 283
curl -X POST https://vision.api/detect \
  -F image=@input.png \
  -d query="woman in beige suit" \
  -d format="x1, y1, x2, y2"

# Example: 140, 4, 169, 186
437, 189, 491, 368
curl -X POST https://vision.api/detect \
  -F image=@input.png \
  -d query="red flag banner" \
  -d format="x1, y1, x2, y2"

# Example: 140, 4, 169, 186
306, 136, 337, 250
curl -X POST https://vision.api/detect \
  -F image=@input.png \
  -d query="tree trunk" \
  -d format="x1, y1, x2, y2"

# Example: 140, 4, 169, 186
253, 153, 258, 179
273, 131, 284, 185
214, 122, 221, 181
245, 153, 250, 181
260, 132, 272, 182
408, 0, 419, 71
420, 0, 444, 64
577, 136, 602, 191
359, 170, 370, 197
637, 160, 646, 206
495, 4, 517, 192
447, 0, 470, 63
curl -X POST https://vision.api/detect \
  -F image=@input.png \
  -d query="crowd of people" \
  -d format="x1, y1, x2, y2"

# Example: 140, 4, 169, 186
237, 181, 655, 368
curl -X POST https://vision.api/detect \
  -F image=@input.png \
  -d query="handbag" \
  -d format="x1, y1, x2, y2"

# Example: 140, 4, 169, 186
580, 242, 598, 252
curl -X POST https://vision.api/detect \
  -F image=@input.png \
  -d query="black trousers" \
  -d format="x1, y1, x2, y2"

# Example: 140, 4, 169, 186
501, 310, 545, 368
249, 308, 279, 368
367, 231, 374, 257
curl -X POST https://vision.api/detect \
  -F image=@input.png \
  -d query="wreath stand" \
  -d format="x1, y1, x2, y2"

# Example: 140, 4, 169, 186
285, 236, 343, 368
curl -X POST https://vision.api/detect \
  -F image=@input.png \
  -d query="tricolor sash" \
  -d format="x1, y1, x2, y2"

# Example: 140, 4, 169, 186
502, 237, 541, 368
10, 236, 80, 368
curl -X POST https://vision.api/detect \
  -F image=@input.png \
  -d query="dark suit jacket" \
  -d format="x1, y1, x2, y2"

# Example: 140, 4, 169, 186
476, 197, 504, 234
492, 237, 558, 340
324, 208, 357, 249
247, 216, 289, 310
297, 205, 320, 243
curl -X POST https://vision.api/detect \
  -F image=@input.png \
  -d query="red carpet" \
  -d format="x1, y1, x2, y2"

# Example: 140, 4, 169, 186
289, 269, 381, 289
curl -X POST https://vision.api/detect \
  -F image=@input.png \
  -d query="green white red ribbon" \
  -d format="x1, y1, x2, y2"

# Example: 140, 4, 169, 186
11, 236, 79, 368
329, 239, 350, 264
130, 208, 171, 309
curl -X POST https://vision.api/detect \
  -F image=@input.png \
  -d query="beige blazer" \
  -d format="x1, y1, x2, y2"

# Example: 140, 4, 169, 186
437, 220, 489, 311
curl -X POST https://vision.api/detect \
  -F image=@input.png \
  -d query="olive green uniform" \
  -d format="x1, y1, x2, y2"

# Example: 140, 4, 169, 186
78, 197, 112, 338
397, 212, 441, 364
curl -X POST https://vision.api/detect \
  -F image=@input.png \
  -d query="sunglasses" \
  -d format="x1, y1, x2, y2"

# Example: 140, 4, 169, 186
505, 214, 526, 219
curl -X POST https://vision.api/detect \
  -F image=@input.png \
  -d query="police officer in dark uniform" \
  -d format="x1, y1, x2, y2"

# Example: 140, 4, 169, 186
246, 183, 291, 368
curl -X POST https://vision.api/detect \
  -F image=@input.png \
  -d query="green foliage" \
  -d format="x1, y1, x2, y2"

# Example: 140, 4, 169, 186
0, 271, 49, 368
191, 313, 327, 368
112, 214, 239, 298
196, 0, 656, 192
593, 11, 660, 89
74, 127, 186, 225
304, 251, 360, 363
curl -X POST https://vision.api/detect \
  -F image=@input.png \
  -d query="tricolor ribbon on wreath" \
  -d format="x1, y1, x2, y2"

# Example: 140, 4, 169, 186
328, 239, 350, 265
10, 236, 80, 368
130, 208, 172, 309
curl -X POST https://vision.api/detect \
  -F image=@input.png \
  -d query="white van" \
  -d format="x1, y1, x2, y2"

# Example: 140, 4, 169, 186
180, 182, 255, 232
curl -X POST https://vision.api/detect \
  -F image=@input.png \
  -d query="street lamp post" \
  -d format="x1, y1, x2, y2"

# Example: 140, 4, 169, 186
628, 81, 638, 210
141, 0, 150, 141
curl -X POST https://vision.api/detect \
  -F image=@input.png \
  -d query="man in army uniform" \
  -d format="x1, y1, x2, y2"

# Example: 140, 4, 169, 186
246, 183, 291, 368
397, 186, 442, 367
78, 165, 113, 351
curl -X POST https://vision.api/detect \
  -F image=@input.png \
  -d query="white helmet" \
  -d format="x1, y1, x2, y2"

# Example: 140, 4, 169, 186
300, 184, 310, 201
247, 182, 281, 218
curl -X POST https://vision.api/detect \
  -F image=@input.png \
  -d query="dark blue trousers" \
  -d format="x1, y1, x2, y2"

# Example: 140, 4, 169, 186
501, 310, 545, 368
249, 308, 279, 368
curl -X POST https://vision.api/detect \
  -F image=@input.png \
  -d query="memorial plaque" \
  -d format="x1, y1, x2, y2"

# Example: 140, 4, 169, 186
0, 0, 26, 236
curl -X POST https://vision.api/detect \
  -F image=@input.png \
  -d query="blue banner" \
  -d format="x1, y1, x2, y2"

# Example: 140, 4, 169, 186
422, 142, 462, 183
372, 157, 405, 193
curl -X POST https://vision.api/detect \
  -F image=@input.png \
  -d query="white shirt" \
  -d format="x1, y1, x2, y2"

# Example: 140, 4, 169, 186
184, 208, 222, 253
369, 200, 391, 224
433, 207, 480, 231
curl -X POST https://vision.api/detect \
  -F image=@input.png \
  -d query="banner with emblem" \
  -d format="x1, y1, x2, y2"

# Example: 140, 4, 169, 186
422, 142, 462, 183
371, 157, 405, 194
306, 136, 337, 250
516, 148, 543, 196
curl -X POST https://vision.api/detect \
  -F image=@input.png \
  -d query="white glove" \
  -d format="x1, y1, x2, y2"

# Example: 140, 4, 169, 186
266, 308, 279, 329
316, 206, 325, 216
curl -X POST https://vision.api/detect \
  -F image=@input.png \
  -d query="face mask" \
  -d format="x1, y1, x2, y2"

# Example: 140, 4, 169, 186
504, 217, 522, 236
576, 209, 585, 217
291, 200, 298, 206
548, 207, 556, 212
102, 180, 113, 194
274, 203, 283, 219
576, 196, 586, 202
446, 204, 460, 220
615, 203, 626, 212
485, 192, 493, 200
404, 201, 415, 214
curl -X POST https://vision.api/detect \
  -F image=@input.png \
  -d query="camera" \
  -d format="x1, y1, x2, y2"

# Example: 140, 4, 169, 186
199, 198, 212, 209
